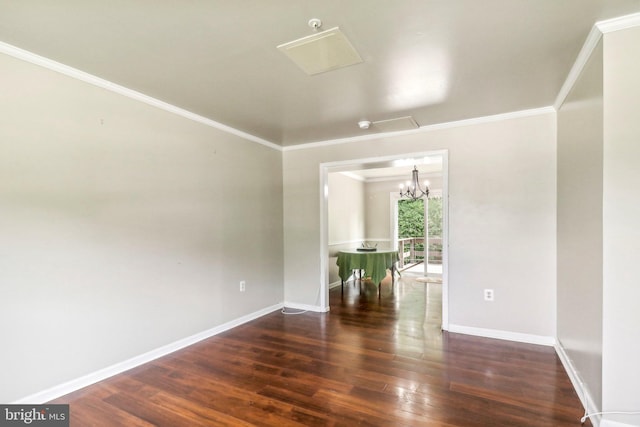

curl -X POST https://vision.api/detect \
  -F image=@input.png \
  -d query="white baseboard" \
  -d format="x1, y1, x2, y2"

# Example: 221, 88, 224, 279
283, 301, 329, 313
601, 420, 638, 427
552, 340, 639, 427
13, 303, 284, 404
447, 324, 556, 346
329, 280, 342, 289
554, 341, 640, 427
554, 340, 601, 426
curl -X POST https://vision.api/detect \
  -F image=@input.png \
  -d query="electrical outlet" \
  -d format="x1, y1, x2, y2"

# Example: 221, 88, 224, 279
240, 281, 246, 292
484, 289, 494, 301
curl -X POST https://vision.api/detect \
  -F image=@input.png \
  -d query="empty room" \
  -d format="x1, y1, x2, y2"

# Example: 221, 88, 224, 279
2, 2, 640, 426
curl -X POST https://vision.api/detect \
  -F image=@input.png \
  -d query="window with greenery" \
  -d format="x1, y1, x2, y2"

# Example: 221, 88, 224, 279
398, 199, 424, 239
398, 197, 442, 237
398, 197, 443, 263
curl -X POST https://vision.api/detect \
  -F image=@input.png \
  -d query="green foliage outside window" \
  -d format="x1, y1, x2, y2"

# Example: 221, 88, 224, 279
398, 199, 424, 238
398, 197, 443, 263
398, 197, 442, 238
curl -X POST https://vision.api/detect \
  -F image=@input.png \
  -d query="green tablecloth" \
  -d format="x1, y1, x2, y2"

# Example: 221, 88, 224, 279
336, 250, 399, 285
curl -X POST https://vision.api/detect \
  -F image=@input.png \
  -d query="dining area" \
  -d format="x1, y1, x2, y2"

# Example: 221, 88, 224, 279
336, 248, 399, 297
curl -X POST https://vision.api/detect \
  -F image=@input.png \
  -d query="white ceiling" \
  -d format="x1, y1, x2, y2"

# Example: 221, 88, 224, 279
339, 156, 443, 181
1, 1, 639, 147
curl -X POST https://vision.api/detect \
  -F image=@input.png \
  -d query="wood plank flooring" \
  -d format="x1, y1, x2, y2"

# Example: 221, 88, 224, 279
52, 275, 590, 426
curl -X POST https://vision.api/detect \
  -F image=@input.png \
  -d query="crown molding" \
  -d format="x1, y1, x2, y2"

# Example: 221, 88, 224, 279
0, 41, 282, 152
554, 25, 603, 110
283, 106, 555, 152
6, 12, 639, 154
596, 12, 640, 34
555, 13, 640, 110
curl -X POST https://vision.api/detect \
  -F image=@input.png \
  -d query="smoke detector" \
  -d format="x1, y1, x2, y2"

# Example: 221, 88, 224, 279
308, 18, 322, 30
358, 120, 371, 130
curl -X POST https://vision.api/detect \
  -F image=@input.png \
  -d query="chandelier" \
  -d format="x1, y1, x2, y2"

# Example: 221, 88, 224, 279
399, 166, 430, 200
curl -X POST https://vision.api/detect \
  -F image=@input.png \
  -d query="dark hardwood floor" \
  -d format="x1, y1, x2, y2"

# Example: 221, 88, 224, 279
52, 275, 590, 426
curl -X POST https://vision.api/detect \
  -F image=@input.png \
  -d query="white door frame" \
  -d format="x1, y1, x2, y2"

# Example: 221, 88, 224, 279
319, 150, 449, 330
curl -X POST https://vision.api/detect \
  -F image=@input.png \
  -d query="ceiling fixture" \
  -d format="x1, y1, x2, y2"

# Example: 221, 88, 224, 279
355, 116, 419, 133
277, 19, 363, 75
399, 166, 430, 200
372, 116, 419, 132
358, 120, 371, 130
308, 18, 322, 30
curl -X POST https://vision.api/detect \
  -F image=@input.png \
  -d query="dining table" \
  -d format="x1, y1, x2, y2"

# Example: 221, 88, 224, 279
336, 249, 399, 296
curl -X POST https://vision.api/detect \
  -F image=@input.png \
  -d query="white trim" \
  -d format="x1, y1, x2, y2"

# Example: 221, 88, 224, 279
555, 13, 640, 110
555, 340, 601, 426
601, 420, 638, 427
554, 26, 603, 110
12, 303, 283, 404
283, 107, 554, 152
390, 193, 400, 252
364, 171, 443, 184
283, 301, 329, 313
439, 152, 450, 330
328, 238, 391, 247
596, 12, 640, 34
328, 239, 367, 247
320, 151, 451, 172
0, 41, 281, 152
329, 280, 342, 289
448, 324, 556, 346
319, 166, 330, 312
340, 171, 366, 182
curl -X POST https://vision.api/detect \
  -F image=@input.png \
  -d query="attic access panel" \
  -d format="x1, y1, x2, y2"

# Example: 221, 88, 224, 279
277, 27, 363, 75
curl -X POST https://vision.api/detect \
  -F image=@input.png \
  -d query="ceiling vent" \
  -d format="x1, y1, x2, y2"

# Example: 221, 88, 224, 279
277, 27, 363, 75
372, 116, 419, 132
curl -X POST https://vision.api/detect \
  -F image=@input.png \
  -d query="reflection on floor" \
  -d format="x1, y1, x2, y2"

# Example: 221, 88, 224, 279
332, 275, 590, 426
338, 272, 443, 340
400, 261, 443, 276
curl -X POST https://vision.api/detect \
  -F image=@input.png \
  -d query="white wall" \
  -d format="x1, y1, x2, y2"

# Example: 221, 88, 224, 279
556, 24, 640, 427
327, 173, 365, 284
0, 52, 284, 402
364, 180, 398, 245
283, 112, 557, 340
557, 40, 604, 409
602, 26, 640, 426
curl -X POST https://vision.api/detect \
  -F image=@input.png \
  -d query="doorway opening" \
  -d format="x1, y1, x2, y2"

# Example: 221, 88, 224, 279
320, 150, 449, 329
394, 196, 443, 277
397, 198, 426, 273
